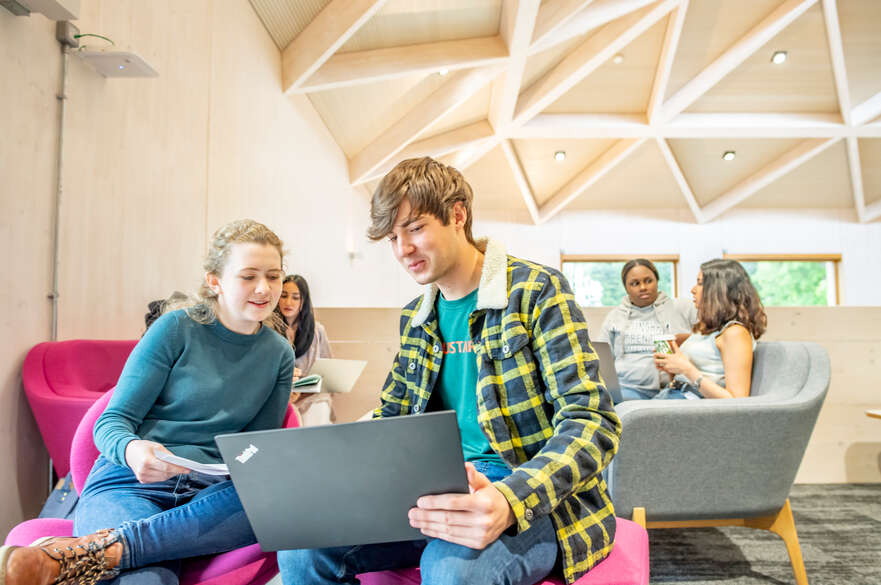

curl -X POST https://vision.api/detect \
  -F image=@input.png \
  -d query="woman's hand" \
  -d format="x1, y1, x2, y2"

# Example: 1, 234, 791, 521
124, 440, 190, 484
289, 391, 301, 404
292, 367, 302, 381
654, 340, 699, 380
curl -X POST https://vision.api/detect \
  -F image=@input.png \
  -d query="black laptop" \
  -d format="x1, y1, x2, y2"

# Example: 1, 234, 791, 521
215, 411, 468, 551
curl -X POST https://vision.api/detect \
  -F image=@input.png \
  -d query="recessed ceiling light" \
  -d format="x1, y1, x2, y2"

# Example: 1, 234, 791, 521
771, 51, 788, 64
554, 150, 566, 161
438, 68, 449, 76
612, 54, 624, 65
722, 151, 736, 161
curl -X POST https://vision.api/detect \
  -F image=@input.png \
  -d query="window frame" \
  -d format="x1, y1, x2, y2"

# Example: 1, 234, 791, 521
722, 253, 842, 306
560, 254, 680, 303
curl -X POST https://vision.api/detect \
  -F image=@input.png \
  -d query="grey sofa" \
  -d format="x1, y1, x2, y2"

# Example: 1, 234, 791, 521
606, 341, 830, 585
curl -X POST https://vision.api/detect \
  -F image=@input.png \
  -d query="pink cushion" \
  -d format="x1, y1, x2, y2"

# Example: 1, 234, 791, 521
5, 382, 299, 585
358, 518, 648, 585
4, 518, 73, 546
38, 340, 136, 398
22, 340, 137, 477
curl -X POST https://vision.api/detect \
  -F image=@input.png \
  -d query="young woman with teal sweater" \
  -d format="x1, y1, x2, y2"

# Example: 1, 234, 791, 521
1, 219, 294, 585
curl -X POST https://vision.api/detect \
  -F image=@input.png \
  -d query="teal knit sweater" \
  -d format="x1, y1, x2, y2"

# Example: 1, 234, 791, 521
94, 309, 294, 466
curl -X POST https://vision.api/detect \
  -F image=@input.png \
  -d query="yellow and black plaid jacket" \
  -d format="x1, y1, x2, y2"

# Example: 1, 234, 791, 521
374, 239, 622, 584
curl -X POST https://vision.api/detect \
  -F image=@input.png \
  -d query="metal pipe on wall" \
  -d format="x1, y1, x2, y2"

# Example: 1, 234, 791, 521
49, 43, 69, 342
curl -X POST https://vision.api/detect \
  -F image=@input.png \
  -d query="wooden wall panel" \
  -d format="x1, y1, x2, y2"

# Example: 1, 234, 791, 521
0, 11, 59, 534
58, 0, 212, 340
319, 306, 881, 484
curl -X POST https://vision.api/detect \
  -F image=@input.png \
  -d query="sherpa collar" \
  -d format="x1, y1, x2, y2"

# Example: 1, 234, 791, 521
412, 238, 508, 326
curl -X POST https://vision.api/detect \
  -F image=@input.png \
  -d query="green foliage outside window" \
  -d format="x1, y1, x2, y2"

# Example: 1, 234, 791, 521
739, 261, 832, 306
562, 261, 676, 307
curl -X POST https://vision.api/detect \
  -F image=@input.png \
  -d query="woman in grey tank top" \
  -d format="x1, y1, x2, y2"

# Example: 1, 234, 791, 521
653, 259, 767, 400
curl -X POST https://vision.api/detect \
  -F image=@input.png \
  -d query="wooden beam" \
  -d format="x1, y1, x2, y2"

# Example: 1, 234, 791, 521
296, 36, 509, 93
514, 0, 678, 125
529, 0, 662, 54
647, 0, 688, 124
531, 0, 595, 49
845, 137, 866, 221
489, 0, 541, 133
353, 121, 496, 185
348, 67, 502, 184
852, 90, 881, 127
661, 0, 818, 121
701, 138, 839, 221
500, 139, 541, 224
511, 113, 855, 138
656, 137, 704, 222
821, 0, 852, 125
282, 0, 389, 93
537, 138, 645, 223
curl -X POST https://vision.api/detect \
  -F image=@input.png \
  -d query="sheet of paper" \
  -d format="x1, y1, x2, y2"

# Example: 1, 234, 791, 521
153, 450, 229, 476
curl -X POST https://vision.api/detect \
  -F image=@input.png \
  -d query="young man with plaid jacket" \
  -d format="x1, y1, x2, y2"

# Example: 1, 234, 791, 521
278, 157, 621, 585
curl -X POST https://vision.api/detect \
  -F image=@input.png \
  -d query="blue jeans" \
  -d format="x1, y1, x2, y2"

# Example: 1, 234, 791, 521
616, 385, 657, 402
277, 461, 558, 585
74, 456, 257, 585
653, 386, 701, 400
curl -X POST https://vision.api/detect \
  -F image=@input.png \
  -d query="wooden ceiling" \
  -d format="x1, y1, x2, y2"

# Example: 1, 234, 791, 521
249, 0, 881, 223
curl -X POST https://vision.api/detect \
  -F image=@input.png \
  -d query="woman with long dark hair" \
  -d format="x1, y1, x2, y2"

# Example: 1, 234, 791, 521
274, 274, 334, 424
654, 259, 767, 399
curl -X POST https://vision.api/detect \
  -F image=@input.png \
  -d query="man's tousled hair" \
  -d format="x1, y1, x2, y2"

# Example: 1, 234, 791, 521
367, 157, 474, 243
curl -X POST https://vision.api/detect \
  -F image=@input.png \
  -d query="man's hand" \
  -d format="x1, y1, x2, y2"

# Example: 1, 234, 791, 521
408, 462, 516, 549
124, 440, 191, 484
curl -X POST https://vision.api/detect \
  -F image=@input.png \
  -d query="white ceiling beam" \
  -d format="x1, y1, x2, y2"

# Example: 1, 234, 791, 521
531, 0, 595, 49
348, 67, 502, 185
353, 121, 496, 185
852, 91, 881, 127
489, 0, 541, 132
445, 137, 502, 171
667, 113, 849, 137
529, 0, 662, 55
845, 137, 866, 221
864, 200, 881, 223
500, 140, 541, 224
700, 137, 839, 221
511, 112, 861, 138
655, 137, 704, 222
281, 0, 389, 93
296, 36, 509, 93
821, 0, 852, 125
647, 0, 688, 124
537, 138, 646, 223
661, 0, 818, 121
514, 0, 678, 125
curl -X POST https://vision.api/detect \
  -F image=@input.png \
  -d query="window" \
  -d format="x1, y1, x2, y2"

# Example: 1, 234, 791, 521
561, 255, 679, 307
723, 254, 841, 306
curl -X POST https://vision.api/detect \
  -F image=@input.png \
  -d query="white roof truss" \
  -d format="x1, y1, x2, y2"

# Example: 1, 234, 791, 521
261, 0, 881, 224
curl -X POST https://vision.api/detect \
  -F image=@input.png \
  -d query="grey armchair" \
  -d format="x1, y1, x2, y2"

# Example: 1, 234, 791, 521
607, 341, 830, 585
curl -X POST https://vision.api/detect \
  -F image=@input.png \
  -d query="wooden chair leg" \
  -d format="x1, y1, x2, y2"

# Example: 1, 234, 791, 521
631, 507, 646, 529
744, 499, 808, 585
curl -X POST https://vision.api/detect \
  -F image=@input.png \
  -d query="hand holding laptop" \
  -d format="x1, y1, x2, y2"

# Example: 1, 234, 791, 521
408, 462, 515, 550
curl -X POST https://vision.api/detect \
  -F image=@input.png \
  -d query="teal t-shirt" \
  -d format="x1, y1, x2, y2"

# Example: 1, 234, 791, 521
434, 289, 504, 466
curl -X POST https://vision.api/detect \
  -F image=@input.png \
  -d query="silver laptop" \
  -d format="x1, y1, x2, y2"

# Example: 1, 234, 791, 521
592, 341, 622, 404
215, 411, 468, 551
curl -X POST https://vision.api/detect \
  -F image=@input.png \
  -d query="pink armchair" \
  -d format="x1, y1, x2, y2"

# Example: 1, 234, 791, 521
23, 339, 138, 477
356, 515, 650, 585
5, 389, 300, 585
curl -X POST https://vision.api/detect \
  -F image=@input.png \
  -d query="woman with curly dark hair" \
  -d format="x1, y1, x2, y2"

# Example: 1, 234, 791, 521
653, 259, 767, 399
